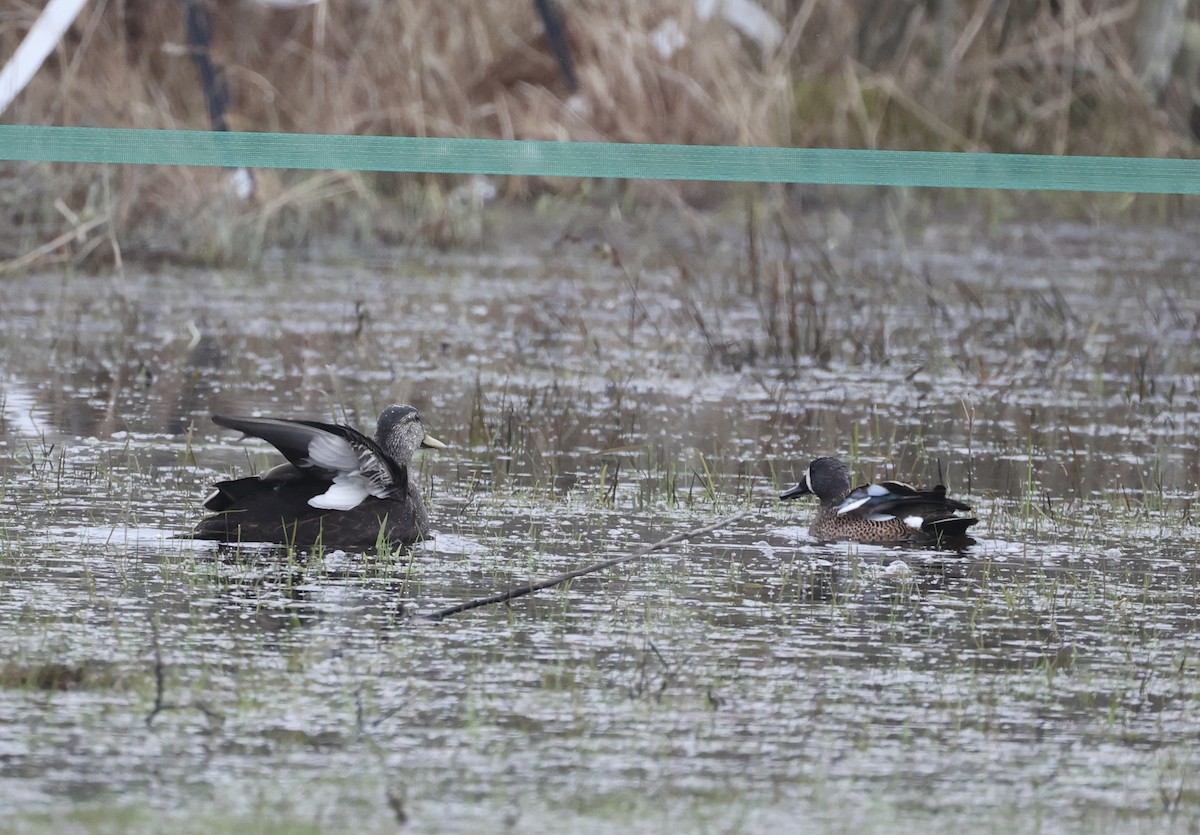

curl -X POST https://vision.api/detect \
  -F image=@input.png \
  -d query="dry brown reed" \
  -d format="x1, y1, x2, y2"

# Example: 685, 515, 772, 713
0, 0, 789, 263
786, 1, 1199, 158
0, 0, 1195, 267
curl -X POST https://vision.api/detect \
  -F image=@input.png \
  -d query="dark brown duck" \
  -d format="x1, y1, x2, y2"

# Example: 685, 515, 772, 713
194, 404, 445, 550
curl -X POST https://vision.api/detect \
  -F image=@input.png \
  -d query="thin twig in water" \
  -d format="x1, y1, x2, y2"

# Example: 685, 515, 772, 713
416, 510, 751, 622
145, 615, 224, 728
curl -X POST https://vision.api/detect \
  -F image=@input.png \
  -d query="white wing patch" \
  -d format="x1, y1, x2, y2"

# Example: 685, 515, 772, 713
838, 484, 896, 515
837, 496, 871, 515
309, 474, 371, 510
306, 433, 361, 473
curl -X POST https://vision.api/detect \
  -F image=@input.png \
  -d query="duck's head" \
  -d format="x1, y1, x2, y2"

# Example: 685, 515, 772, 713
780, 456, 850, 503
376, 404, 446, 464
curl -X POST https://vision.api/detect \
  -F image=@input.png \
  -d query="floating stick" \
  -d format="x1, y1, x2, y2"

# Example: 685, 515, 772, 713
417, 510, 751, 622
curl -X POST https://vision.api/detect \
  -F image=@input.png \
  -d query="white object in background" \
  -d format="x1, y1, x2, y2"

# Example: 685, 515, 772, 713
695, 0, 784, 56
652, 0, 784, 62
0, 0, 91, 116
650, 18, 688, 61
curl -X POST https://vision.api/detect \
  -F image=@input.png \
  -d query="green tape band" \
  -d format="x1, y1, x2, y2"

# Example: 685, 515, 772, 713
1, 124, 1197, 193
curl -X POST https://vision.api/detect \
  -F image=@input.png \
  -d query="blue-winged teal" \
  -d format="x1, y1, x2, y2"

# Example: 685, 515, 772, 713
194, 404, 445, 550
780, 456, 977, 545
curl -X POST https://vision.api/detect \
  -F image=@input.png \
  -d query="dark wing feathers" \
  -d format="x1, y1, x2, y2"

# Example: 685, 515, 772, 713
837, 481, 973, 519
212, 415, 336, 474
874, 480, 919, 495
212, 414, 406, 497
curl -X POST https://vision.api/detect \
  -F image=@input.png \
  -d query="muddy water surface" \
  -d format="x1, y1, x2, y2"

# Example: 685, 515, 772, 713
2, 217, 1199, 832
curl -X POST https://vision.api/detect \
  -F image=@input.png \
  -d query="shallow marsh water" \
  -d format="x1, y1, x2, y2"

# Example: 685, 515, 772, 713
2, 214, 1200, 832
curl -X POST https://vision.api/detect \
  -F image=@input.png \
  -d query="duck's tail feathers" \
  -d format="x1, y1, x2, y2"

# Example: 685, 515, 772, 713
921, 515, 979, 540
203, 477, 263, 511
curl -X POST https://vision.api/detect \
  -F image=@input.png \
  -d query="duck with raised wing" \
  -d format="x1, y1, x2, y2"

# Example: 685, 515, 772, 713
780, 456, 977, 545
194, 404, 445, 550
